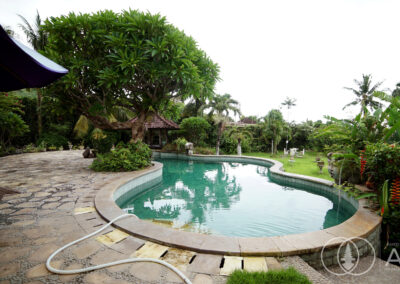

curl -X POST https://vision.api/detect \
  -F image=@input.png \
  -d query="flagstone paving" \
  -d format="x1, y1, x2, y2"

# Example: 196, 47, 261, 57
1, 150, 398, 284
0, 151, 230, 284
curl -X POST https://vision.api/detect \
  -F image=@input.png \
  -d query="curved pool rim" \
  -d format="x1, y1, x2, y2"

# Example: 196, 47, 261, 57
94, 153, 382, 257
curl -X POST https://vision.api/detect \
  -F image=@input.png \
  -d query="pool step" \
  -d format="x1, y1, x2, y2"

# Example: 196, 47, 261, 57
94, 239, 283, 278
127, 242, 282, 276
95, 229, 129, 246
132, 242, 168, 259
220, 256, 243, 275
243, 257, 268, 272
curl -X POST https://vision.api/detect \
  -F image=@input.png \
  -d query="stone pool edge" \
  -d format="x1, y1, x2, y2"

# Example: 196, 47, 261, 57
94, 153, 382, 268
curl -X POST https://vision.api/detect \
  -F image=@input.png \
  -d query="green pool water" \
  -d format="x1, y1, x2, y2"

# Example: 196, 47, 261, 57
117, 159, 356, 237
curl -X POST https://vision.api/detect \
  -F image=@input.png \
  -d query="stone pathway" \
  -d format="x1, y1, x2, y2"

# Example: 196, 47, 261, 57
1, 151, 396, 284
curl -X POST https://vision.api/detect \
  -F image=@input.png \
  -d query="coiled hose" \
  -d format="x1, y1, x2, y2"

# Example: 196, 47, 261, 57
46, 214, 192, 284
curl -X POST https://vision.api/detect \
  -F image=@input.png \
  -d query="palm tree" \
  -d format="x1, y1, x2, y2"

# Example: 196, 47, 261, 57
392, 83, 400, 98
281, 97, 296, 150
3, 25, 15, 37
200, 93, 240, 155
18, 11, 47, 51
18, 11, 48, 138
343, 74, 383, 117
263, 109, 285, 155
281, 97, 297, 120
226, 127, 252, 155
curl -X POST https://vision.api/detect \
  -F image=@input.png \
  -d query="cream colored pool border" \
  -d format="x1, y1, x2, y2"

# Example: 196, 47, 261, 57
95, 154, 382, 260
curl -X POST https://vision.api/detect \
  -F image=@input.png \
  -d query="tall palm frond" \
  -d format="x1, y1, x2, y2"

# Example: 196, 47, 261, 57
199, 93, 241, 155
281, 97, 297, 109
18, 10, 47, 51
343, 74, 383, 117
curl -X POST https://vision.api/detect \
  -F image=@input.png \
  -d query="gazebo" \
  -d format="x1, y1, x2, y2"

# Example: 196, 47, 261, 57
129, 114, 179, 149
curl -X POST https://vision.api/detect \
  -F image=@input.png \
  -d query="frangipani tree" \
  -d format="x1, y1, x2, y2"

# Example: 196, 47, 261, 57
200, 93, 240, 155
43, 10, 219, 141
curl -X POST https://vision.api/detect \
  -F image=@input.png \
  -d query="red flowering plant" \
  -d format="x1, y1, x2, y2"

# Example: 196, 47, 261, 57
364, 142, 400, 191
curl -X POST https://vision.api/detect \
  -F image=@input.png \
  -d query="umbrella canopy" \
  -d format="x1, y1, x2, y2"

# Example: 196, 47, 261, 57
0, 25, 68, 92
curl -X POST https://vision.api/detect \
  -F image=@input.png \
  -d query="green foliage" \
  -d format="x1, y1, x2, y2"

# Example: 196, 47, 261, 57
37, 132, 68, 149
43, 10, 219, 139
90, 129, 119, 154
172, 137, 188, 153
91, 141, 152, 172
180, 117, 210, 145
23, 143, 39, 153
311, 113, 385, 155
221, 132, 252, 154
0, 93, 29, 148
37, 124, 71, 149
290, 121, 314, 149
343, 74, 383, 117
262, 109, 286, 155
200, 93, 241, 155
364, 142, 400, 189
227, 267, 311, 284
194, 146, 215, 155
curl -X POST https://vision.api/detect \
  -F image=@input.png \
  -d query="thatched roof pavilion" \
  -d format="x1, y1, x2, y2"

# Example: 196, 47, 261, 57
129, 114, 179, 148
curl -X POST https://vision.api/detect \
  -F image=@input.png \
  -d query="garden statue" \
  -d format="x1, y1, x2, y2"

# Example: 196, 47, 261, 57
185, 142, 194, 155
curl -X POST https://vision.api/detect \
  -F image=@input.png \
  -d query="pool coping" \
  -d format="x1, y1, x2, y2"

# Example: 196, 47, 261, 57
94, 154, 382, 257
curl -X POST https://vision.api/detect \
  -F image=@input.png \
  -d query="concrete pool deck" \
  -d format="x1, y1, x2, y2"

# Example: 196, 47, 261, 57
0, 151, 399, 284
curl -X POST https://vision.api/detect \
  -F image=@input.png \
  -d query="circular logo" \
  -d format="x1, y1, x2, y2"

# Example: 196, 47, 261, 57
320, 236, 376, 276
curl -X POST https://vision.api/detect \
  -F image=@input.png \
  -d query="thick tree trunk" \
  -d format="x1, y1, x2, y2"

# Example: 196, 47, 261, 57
216, 122, 224, 155
131, 112, 147, 142
237, 139, 242, 156
86, 111, 150, 142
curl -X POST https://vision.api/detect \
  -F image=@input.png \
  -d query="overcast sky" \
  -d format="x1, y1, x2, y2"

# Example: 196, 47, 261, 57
1, 0, 399, 122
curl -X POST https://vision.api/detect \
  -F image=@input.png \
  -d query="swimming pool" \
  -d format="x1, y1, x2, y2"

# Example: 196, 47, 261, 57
116, 158, 356, 237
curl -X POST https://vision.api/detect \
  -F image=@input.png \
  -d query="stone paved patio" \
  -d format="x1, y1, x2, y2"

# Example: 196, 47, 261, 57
1, 151, 399, 284
0, 151, 228, 284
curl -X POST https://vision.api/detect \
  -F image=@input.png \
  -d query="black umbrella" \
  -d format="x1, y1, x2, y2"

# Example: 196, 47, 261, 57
0, 25, 68, 92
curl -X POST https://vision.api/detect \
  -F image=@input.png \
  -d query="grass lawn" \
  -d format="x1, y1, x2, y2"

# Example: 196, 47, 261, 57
244, 151, 333, 182
227, 267, 312, 284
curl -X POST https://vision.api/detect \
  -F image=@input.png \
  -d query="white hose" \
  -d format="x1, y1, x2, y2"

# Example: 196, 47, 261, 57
46, 214, 192, 284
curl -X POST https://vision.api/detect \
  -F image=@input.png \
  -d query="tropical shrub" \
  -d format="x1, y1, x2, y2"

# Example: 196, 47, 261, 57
23, 143, 39, 153
37, 132, 68, 149
91, 141, 152, 172
180, 117, 210, 145
221, 134, 251, 154
364, 142, 400, 189
172, 137, 188, 153
194, 146, 215, 155
90, 129, 119, 154
0, 93, 29, 149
